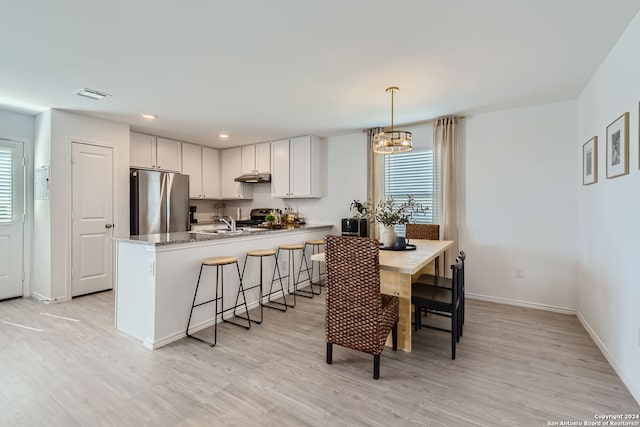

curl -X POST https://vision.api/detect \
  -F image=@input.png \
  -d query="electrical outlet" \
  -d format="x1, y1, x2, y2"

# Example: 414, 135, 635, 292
514, 268, 525, 279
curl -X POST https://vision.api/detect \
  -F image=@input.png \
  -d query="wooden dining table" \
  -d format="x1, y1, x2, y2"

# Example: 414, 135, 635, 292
311, 239, 454, 352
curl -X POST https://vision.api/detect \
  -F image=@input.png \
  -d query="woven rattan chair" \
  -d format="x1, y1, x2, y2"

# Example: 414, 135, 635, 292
405, 223, 440, 241
405, 224, 441, 276
324, 235, 399, 380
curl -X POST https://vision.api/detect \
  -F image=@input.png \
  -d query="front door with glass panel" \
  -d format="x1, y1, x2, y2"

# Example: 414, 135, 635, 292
0, 139, 24, 300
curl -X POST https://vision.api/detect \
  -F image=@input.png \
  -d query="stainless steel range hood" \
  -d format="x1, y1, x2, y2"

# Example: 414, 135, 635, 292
234, 172, 271, 183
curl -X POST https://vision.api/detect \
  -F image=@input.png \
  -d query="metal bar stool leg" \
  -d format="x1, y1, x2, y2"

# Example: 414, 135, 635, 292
186, 256, 250, 347
307, 242, 324, 294
292, 245, 315, 298
222, 260, 251, 330
265, 249, 292, 310
235, 253, 265, 325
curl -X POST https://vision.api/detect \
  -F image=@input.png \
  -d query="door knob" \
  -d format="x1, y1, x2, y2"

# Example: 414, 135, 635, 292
105, 223, 114, 229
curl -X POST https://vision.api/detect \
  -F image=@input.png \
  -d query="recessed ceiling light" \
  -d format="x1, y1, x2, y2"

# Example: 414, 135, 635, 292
140, 113, 157, 120
218, 133, 230, 140
73, 88, 111, 100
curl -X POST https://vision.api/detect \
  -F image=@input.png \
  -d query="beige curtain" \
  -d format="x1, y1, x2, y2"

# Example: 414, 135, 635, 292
433, 117, 459, 276
366, 127, 384, 239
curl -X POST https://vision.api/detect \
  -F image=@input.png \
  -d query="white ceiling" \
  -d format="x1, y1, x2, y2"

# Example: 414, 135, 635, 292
1, 1, 639, 148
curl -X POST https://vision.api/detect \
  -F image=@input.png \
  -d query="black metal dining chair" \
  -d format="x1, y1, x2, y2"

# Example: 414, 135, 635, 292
411, 259, 464, 359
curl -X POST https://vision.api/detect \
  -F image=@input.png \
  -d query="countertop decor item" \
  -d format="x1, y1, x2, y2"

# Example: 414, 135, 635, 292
371, 196, 424, 227
379, 243, 416, 251
350, 199, 370, 219
351, 196, 427, 248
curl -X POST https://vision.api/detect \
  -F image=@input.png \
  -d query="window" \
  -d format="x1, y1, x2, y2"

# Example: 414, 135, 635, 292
383, 149, 433, 234
0, 146, 12, 223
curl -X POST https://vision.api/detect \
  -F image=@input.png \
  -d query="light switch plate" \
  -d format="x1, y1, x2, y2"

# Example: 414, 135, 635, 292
514, 268, 525, 279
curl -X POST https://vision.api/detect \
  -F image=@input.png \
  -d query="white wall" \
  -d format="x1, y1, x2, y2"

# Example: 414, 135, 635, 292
576, 11, 640, 402
32, 111, 52, 299
0, 109, 34, 296
32, 109, 129, 301
295, 133, 367, 231
460, 101, 578, 312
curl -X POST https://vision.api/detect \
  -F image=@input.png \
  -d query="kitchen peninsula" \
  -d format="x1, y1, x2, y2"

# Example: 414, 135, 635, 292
115, 224, 333, 349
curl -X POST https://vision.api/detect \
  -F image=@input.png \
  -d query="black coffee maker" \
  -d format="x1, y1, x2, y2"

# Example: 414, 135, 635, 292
189, 206, 197, 224
341, 218, 368, 237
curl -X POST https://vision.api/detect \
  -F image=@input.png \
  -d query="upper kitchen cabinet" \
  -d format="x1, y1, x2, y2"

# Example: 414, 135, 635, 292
241, 142, 271, 174
130, 132, 182, 172
202, 147, 220, 199
182, 143, 203, 198
271, 136, 323, 198
182, 143, 220, 199
220, 147, 252, 199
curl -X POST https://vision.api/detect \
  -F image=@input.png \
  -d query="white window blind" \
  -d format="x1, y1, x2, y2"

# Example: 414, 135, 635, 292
384, 150, 434, 234
0, 146, 12, 223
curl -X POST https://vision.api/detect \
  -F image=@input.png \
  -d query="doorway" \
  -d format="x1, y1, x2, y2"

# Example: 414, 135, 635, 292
71, 142, 114, 297
0, 139, 25, 300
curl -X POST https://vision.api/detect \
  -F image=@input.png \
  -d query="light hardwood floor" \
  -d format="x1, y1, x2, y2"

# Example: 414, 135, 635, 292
0, 291, 637, 426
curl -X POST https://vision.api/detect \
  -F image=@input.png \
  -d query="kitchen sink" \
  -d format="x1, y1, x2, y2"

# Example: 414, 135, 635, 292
192, 228, 261, 235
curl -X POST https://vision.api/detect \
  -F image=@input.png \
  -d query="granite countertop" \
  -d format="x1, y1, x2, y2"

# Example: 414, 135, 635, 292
115, 224, 333, 246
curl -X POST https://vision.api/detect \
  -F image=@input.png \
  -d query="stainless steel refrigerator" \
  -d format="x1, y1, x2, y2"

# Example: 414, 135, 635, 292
130, 169, 189, 235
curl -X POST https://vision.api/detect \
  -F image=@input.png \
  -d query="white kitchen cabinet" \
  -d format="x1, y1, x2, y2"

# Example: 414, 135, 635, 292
182, 143, 220, 199
271, 136, 323, 198
182, 143, 203, 198
271, 139, 291, 198
130, 132, 182, 172
241, 145, 256, 175
241, 143, 271, 175
202, 147, 220, 199
220, 147, 252, 199
156, 137, 182, 172
256, 142, 271, 173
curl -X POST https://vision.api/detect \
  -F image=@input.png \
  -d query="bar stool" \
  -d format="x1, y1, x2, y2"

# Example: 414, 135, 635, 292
271, 244, 313, 308
238, 249, 287, 323
186, 256, 250, 347
264, 245, 296, 309
298, 240, 325, 294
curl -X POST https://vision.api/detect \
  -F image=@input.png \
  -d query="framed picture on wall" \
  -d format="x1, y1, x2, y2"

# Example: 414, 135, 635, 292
582, 136, 597, 185
606, 112, 629, 179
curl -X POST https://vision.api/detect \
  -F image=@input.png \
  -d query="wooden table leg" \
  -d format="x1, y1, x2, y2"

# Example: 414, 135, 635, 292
380, 270, 412, 352
380, 260, 437, 353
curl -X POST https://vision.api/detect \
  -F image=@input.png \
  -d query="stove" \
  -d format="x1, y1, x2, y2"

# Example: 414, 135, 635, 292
236, 208, 279, 227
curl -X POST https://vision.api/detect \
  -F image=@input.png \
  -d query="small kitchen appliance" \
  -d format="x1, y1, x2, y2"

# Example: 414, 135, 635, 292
341, 218, 368, 237
189, 206, 197, 224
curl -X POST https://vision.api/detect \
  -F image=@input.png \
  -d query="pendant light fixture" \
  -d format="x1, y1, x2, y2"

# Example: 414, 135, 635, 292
373, 86, 413, 154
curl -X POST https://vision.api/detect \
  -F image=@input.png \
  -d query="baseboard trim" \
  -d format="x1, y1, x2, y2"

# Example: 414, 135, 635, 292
466, 292, 576, 315
147, 298, 267, 350
30, 292, 69, 304
145, 283, 319, 349
576, 311, 640, 406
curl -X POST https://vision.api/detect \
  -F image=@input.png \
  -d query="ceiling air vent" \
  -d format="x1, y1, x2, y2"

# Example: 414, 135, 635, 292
73, 88, 111, 100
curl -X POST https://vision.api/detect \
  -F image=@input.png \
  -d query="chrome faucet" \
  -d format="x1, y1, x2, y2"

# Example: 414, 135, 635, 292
220, 216, 236, 232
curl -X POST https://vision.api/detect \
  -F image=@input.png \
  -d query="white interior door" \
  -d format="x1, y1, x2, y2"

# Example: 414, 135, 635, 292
72, 143, 114, 297
0, 139, 24, 300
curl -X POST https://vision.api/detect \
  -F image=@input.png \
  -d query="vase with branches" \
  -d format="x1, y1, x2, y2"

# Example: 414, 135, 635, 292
350, 196, 427, 247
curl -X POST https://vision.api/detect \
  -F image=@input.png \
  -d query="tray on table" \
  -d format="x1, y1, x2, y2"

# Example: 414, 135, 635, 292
379, 243, 416, 251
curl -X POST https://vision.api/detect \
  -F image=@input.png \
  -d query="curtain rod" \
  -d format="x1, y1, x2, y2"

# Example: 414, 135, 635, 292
362, 115, 466, 132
